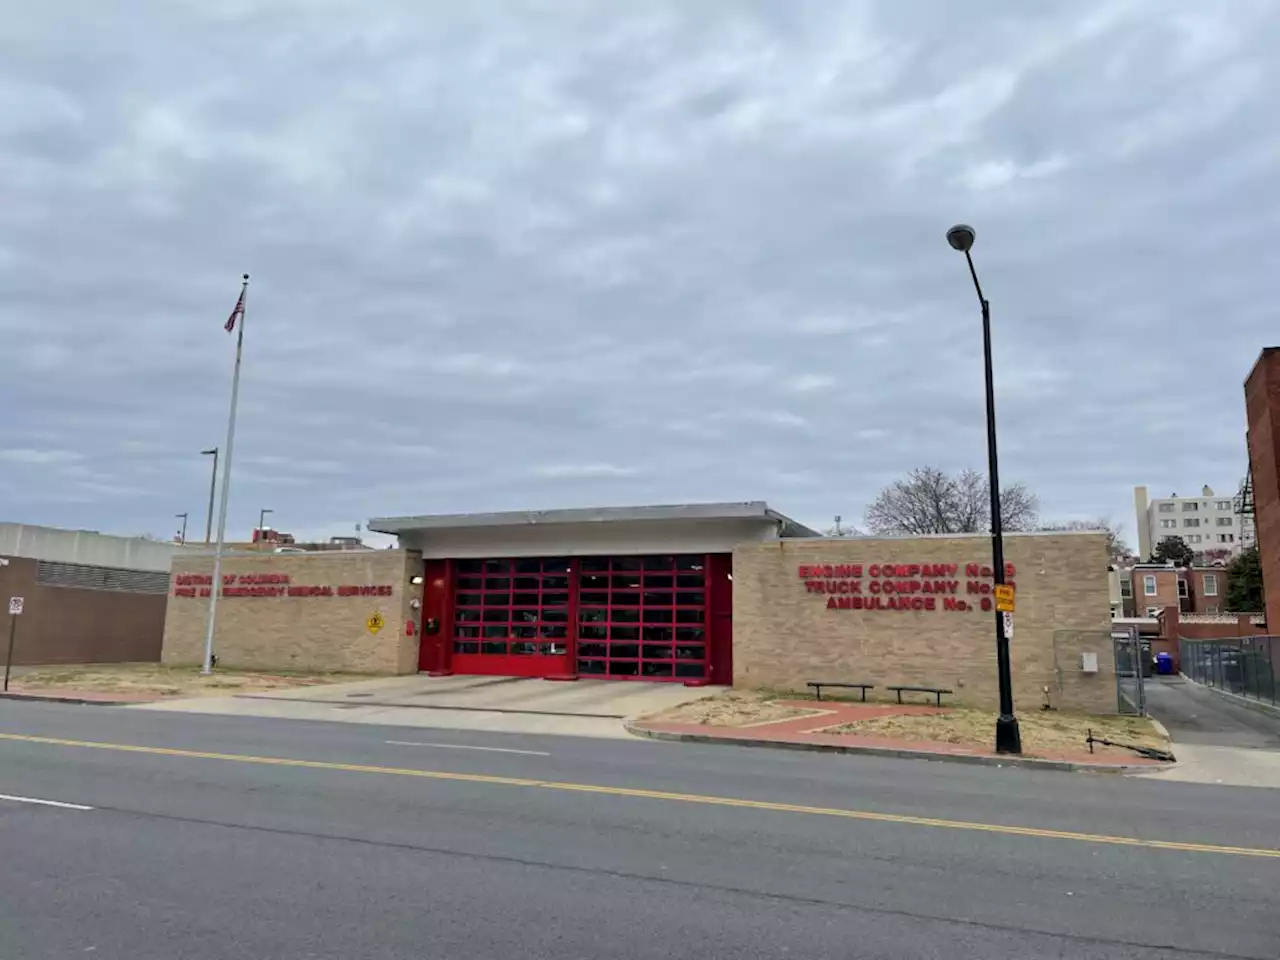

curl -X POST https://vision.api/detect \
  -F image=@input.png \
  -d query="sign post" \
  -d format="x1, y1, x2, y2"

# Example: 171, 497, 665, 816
993, 585, 1014, 645
4, 597, 23, 692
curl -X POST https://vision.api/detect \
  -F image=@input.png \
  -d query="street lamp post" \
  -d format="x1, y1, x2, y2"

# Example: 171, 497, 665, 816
201, 448, 219, 543
258, 508, 273, 541
946, 223, 1022, 755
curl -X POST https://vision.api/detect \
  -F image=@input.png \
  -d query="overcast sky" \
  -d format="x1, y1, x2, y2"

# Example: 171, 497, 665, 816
2, 1, 1277, 547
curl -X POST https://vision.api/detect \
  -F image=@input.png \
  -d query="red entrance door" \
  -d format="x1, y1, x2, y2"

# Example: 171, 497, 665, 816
417, 559, 451, 674
449, 558, 574, 678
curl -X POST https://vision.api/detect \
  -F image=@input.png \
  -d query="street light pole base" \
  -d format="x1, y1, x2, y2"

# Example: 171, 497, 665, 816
995, 714, 1022, 755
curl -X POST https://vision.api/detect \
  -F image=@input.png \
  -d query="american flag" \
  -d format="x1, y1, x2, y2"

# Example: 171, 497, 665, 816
225, 287, 246, 333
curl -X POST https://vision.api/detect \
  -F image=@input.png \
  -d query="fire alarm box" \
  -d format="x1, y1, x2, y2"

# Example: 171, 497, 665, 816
1080, 652, 1099, 674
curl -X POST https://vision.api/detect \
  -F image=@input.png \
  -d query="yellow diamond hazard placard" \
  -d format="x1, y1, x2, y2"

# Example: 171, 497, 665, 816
366, 612, 385, 635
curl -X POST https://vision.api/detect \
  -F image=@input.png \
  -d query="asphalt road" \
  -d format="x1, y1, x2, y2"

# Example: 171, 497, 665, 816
2, 701, 1278, 959
1145, 676, 1280, 749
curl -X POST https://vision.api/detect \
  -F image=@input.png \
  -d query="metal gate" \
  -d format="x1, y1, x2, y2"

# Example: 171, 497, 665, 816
1112, 626, 1147, 715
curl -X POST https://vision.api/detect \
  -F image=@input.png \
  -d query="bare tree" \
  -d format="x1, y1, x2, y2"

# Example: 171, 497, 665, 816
864, 466, 1039, 536
1039, 517, 1128, 561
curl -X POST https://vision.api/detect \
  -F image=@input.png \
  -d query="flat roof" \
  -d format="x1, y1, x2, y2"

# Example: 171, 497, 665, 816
368, 501, 819, 537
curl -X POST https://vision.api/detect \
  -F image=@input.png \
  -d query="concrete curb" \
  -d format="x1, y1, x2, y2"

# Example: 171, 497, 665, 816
0, 692, 145, 707
1178, 673, 1280, 720
237, 693, 627, 719
625, 723, 1160, 774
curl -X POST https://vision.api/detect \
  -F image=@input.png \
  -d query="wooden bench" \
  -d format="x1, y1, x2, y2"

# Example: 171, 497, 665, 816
806, 681, 874, 702
886, 685, 952, 706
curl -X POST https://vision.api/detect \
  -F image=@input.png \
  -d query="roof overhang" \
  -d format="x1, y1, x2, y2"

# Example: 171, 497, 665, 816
369, 501, 818, 539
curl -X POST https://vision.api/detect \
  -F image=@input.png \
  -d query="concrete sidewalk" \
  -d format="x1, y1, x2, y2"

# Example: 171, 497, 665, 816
129, 674, 712, 739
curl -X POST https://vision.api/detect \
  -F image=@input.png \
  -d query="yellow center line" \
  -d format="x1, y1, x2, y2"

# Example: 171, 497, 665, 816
2, 731, 1276, 860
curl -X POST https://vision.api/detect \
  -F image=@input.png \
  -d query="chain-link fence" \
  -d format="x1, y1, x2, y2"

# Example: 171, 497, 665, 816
1179, 636, 1279, 706
1112, 626, 1147, 715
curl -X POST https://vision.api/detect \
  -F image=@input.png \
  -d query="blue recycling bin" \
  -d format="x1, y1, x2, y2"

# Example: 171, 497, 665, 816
1156, 652, 1173, 675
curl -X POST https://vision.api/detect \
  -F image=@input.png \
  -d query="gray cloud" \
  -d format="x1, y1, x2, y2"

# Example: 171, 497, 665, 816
2, 0, 1277, 545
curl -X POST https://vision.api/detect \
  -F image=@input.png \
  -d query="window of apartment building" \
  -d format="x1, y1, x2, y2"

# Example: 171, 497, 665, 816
1120, 578, 1132, 598
1184, 518, 1200, 527
1216, 500, 1232, 510
1216, 516, 1233, 526
1217, 533, 1235, 543
1206, 604, 1219, 614
1187, 534, 1202, 543
1203, 573, 1218, 596
1177, 578, 1189, 598
1144, 574, 1157, 595
1182, 502, 1199, 511
1158, 503, 1175, 513
1159, 518, 1177, 529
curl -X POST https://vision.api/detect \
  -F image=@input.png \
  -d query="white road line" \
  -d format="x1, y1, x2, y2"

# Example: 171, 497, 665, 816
0, 793, 94, 811
383, 740, 551, 757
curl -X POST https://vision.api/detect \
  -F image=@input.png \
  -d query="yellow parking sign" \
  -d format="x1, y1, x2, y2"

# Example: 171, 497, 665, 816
993, 584, 1015, 613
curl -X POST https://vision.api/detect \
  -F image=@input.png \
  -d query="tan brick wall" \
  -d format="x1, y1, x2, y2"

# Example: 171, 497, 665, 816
731, 532, 1116, 714
161, 550, 424, 674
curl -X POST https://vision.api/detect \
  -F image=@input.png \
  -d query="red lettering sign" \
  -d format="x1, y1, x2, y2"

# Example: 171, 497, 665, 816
798, 561, 1017, 615
171, 575, 395, 600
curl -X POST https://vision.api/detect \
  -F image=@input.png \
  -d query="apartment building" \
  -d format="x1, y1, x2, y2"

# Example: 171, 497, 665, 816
1114, 562, 1229, 619
1132, 484, 1255, 560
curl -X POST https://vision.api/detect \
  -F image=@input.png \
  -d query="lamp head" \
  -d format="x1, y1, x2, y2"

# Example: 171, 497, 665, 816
946, 224, 976, 252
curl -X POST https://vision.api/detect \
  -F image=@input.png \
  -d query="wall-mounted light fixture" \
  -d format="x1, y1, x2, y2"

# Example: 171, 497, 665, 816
410, 575, 424, 586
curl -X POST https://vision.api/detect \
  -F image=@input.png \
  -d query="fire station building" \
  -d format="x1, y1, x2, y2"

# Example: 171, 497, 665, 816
160, 501, 1118, 713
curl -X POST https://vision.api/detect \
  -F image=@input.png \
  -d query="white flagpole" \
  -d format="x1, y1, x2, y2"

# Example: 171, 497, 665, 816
202, 273, 249, 675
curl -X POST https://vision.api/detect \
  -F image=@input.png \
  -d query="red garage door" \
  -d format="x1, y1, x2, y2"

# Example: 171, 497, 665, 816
575, 555, 709, 681
451, 558, 574, 678
444, 554, 718, 683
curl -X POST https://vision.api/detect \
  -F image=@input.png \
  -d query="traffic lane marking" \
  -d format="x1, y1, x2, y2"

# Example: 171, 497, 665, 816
1, 731, 1276, 860
0, 792, 93, 811
384, 740, 551, 756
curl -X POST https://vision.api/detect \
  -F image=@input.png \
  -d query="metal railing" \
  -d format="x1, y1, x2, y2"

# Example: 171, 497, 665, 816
1179, 636, 1279, 706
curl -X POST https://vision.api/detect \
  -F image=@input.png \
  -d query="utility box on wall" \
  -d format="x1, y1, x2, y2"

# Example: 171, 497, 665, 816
1081, 652, 1099, 674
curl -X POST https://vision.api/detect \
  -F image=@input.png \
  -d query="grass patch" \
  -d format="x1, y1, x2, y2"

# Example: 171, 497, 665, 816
644, 689, 821, 726
12, 663, 365, 699
827, 708, 1168, 756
